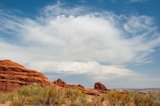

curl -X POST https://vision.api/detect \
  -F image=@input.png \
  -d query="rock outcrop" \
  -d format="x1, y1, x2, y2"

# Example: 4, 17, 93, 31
94, 82, 108, 91
0, 59, 54, 91
53, 79, 102, 95
53, 79, 68, 87
53, 79, 84, 89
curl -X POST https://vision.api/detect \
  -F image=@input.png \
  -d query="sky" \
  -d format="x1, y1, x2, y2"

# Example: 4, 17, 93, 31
0, 0, 160, 88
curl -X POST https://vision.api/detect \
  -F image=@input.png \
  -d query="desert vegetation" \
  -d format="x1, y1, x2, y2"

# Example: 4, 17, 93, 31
0, 84, 159, 106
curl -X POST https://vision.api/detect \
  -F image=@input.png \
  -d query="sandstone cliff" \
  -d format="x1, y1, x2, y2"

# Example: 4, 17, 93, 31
0, 59, 54, 91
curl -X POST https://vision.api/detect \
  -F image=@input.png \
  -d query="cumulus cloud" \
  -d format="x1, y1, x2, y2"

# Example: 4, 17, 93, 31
0, 3, 160, 87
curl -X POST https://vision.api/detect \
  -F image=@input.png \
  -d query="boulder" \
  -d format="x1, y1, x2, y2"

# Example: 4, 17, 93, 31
94, 82, 108, 91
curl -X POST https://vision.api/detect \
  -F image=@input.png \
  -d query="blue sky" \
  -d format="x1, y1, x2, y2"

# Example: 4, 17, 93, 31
0, 0, 160, 88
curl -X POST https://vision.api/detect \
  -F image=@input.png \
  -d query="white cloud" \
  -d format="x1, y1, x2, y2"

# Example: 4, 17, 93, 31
124, 16, 154, 34
0, 4, 160, 87
1, 6, 159, 64
28, 61, 140, 82
28, 61, 136, 76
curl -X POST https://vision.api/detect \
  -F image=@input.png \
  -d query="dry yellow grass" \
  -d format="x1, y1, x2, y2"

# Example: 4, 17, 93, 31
0, 84, 159, 106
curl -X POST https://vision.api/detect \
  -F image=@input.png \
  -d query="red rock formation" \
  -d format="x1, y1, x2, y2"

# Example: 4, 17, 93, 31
52, 79, 101, 95
53, 79, 67, 87
53, 79, 84, 89
52, 79, 109, 95
53, 79, 98, 95
0, 59, 25, 69
0, 59, 54, 91
94, 82, 108, 91
0, 59, 110, 95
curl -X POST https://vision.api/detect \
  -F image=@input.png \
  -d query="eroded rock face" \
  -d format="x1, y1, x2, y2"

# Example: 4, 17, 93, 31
0, 59, 54, 91
94, 82, 108, 91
